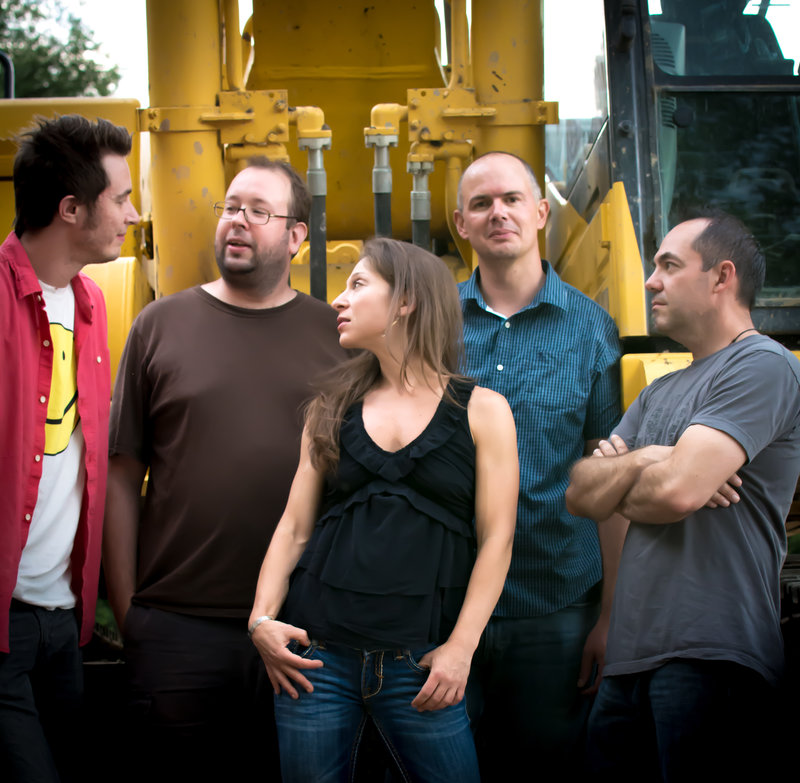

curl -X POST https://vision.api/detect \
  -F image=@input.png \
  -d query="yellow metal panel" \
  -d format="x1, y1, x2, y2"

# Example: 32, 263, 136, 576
549, 182, 647, 337
291, 240, 362, 301
82, 257, 154, 388
248, 0, 444, 241
621, 353, 693, 411
0, 181, 14, 238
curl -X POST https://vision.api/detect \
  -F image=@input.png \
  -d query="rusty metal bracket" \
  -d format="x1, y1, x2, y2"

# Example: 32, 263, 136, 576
138, 90, 291, 145
407, 86, 558, 144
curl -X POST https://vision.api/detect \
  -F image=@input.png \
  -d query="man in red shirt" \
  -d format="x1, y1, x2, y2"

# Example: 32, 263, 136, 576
0, 114, 139, 781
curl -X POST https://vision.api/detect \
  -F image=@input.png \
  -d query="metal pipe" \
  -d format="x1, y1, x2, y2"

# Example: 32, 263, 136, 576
0, 51, 14, 98
409, 161, 432, 250
408, 141, 472, 266
306, 146, 327, 301
448, 0, 471, 90
373, 144, 392, 237
471, 0, 543, 167
223, 0, 243, 90
147, 0, 225, 296
472, 0, 545, 257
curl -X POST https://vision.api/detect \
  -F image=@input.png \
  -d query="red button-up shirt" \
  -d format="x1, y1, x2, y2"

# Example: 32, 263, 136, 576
0, 231, 110, 652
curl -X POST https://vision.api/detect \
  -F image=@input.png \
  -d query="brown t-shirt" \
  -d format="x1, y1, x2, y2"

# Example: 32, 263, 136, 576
109, 287, 346, 617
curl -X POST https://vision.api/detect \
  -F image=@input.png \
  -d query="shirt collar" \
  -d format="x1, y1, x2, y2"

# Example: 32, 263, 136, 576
461, 259, 569, 315
2, 231, 94, 322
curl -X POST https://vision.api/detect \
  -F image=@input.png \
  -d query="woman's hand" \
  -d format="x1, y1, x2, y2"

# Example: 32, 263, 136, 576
410, 640, 472, 712
251, 619, 323, 699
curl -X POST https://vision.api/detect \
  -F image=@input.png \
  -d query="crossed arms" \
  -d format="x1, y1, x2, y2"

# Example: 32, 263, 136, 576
566, 424, 747, 525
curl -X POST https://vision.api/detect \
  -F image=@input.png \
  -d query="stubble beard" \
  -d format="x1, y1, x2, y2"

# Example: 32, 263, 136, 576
214, 231, 290, 295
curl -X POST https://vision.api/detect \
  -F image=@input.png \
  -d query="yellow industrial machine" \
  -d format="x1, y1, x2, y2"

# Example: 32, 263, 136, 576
3, 0, 797, 399
2, 0, 799, 756
1, 1, 799, 438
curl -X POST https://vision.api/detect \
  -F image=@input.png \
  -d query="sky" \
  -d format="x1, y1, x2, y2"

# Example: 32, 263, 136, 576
61, 0, 598, 118
58, 0, 253, 106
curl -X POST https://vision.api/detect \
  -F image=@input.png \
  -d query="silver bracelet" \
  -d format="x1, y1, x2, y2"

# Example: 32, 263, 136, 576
247, 615, 274, 638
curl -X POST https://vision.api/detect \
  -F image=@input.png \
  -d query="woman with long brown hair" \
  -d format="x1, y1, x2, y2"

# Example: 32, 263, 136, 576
249, 238, 518, 782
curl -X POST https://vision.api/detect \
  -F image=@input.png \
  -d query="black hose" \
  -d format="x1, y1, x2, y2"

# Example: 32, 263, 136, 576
309, 194, 327, 302
374, 193, 392, 238
411, 220, 430, 250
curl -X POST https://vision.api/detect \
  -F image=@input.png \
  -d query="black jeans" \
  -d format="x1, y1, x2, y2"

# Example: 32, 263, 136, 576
0, 601, 83, 783
123, 604, 280, 782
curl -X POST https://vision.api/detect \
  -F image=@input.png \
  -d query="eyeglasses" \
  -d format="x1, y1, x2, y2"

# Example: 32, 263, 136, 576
213, 202, 298, 225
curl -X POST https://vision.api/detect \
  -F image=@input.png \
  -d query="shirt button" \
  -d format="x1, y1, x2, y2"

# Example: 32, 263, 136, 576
34, 454, 41, 462
497, 364, 504, 372
96, 356, 102, 363
43, 339, 50, 347
25, 513, 31, 521
39, 395, 46, 404
504, 322, 510, 329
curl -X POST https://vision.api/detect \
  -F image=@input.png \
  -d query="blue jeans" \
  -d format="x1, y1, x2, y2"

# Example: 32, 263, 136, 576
466, 588, 600, 780
274, 641, 480, 783
586, 659, 780, 782
0, 602, 83, 783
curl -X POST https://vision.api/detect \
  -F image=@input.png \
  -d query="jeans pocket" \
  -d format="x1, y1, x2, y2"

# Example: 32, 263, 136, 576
403, 645, 436, 673
287, 639, 322, 659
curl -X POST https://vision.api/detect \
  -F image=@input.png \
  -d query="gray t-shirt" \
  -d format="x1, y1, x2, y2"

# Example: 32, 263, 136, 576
606, 335, 800, 685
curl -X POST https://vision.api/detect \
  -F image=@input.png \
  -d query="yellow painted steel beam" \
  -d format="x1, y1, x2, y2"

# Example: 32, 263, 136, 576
549, 181, 648, 338
146, 0, 226, 297
0, 98, 142, 258
471, 0, 551, 171
82, 257, 154, 388
621, 353, 692, 411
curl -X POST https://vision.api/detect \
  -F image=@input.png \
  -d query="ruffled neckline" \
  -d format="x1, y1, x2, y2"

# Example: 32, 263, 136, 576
340, 379, 475, 483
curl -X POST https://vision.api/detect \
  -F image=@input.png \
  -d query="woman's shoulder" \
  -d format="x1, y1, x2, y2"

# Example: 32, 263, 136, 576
468, 385, 512, 414
467, 387, 517, 457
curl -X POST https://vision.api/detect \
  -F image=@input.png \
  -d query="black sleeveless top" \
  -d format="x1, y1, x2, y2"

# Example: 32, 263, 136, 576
282, 380, 477, 648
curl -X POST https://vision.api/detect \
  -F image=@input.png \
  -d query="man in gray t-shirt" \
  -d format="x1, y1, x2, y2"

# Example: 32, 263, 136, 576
566, 212, 800, 781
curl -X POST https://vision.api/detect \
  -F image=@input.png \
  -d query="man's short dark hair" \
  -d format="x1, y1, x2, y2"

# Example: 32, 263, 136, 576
245, 157, 311, 226
688, 210, 765, 310
13, 114, 133, 238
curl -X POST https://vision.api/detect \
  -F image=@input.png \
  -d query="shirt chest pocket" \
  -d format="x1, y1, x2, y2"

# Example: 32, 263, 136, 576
517, 348, 591, 417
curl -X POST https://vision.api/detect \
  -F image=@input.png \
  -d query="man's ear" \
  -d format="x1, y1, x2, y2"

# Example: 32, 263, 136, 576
536, 198, 550, 229
287, 220, 308, 255
713, 259, 737, 293
454, 210, 469, 240
58, 195, 80, 225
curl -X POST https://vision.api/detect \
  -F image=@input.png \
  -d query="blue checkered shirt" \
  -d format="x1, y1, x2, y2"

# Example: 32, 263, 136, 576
459, 262, 621, 616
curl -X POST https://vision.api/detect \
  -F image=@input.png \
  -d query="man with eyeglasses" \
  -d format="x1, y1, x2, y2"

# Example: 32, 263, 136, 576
103, 158, 345, 781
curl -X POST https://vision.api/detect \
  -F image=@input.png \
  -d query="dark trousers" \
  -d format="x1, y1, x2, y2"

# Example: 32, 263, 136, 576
466, 589, 600, 782
0, 602, 83, 783
586, 659, 780, 782
123, 604, 280, 783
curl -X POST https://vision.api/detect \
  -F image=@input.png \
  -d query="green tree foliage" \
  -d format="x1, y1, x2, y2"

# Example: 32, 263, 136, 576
0, 0, 120, 98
